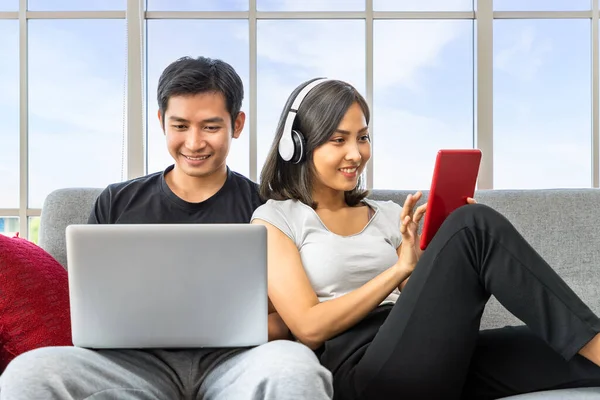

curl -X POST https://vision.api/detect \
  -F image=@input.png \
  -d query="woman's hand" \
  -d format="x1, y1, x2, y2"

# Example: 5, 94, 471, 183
395, 194, 474, 274
397, 192, 427, 273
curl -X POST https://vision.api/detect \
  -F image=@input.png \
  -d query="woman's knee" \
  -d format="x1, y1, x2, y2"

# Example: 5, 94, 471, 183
445, 203, 506, 229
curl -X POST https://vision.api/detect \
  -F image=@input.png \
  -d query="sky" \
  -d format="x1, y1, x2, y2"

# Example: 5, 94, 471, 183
0, 0, 596, 211
0, 0, 592, 12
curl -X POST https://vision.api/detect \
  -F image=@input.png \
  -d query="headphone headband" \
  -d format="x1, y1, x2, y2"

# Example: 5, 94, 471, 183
290, 78, 330, 113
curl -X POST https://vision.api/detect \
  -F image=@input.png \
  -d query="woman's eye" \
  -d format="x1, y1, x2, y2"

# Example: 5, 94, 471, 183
331, 138, 344, 143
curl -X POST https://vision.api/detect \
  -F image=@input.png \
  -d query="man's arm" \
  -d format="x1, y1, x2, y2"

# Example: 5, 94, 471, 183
88, 188, 112, 224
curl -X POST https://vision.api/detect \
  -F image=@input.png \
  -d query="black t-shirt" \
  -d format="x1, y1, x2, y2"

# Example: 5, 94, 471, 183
88, 165, 264, 224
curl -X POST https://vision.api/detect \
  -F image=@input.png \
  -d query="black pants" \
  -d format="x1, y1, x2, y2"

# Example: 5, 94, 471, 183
316, 203, 600, 400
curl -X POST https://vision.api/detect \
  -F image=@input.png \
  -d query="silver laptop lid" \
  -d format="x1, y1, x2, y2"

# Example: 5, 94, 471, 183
66, 223, 268, 349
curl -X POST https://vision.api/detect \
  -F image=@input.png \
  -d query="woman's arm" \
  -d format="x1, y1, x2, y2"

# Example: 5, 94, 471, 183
396, 193, 429, 291
253, 219, 412, 350
397, 245, 410, 291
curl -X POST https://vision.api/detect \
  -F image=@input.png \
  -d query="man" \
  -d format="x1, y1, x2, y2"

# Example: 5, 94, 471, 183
0, 56, 333, 400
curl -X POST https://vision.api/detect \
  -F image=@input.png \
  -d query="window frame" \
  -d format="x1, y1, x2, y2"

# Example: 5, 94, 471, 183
1, 0, 598, 240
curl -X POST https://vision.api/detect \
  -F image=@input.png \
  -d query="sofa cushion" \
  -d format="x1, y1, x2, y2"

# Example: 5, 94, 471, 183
500, 387, 600, 399
0, 234, 72, 372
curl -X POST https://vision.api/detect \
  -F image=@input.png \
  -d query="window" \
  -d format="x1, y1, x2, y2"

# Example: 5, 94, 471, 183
493, 19, 591, 189
146, 0, 248, 11
146, 20, 250, 177
494, 0, 590, 11
0, 0, 17, 11
374, 0, 473, 12
0, 20, 19, 209
373, 20, 474, 190
257, 0, 364, 11
28, 0, 125, 11
28, 217, 40, 243
256, 19, 366, 176
0, 217, 19, 237
4, 0, 600, 235
28, 19, 126, 208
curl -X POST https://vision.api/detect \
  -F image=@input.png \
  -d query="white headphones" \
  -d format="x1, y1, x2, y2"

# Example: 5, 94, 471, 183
278, 78, 330, 164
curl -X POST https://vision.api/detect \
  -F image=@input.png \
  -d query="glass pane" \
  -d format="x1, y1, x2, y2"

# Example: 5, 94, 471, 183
0, 217, 19, 237
28, 0, 125, 11
374, 0, 473, 12
146, 20, 250, 177
257, 20, 366, 175
494, 0, 590, 11
494, 19, 591, 188
28, 20, 126, 208
373, 20, 474, 189
0, 20, 19, 208
258, 0, 364, 11
28, 216, 40, 244
147, 0, 247, 11
0, 0, 18, 11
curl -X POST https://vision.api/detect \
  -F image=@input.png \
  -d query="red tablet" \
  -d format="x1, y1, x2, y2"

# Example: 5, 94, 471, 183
419, 149, 482, 251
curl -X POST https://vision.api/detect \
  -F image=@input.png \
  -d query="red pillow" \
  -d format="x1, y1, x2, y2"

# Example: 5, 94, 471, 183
0, 234, 72, 372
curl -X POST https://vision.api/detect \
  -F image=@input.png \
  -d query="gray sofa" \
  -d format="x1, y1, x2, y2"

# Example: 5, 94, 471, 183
36, 187, 600, 399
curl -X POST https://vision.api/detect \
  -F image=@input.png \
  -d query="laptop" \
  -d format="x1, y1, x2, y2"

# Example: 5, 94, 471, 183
65, 223, 268, 349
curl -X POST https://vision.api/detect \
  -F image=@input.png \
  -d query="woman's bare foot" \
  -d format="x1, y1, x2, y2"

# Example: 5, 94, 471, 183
579, 333, 600, 366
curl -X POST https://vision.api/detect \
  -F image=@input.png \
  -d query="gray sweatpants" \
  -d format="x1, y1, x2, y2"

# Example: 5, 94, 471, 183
0, 341, 333, 400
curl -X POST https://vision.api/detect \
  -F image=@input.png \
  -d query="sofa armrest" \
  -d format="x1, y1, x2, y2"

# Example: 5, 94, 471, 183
38, 188, 103, 269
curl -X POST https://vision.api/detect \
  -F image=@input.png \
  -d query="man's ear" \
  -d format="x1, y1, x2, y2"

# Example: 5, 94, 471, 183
232, 111, 246, 139
157, 110, 165, 134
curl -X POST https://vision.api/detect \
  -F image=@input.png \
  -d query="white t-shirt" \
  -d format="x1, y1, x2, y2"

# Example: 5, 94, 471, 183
251, 198, 403, 305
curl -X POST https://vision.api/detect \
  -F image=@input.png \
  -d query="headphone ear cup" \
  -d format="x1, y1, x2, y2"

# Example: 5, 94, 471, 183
291, 130, 306, 164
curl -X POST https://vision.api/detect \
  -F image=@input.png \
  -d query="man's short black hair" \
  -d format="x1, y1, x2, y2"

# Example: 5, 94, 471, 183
157, 56, 244, 128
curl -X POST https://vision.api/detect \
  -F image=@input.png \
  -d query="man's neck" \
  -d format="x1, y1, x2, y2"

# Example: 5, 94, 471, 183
166, 165, 228, 203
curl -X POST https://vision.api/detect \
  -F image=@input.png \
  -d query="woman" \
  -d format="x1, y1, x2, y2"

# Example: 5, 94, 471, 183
251, 77, 600, 400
